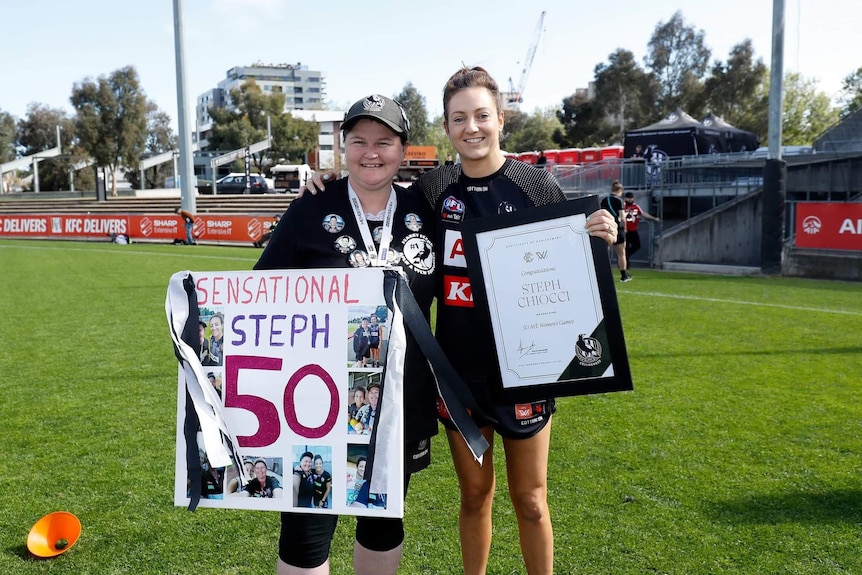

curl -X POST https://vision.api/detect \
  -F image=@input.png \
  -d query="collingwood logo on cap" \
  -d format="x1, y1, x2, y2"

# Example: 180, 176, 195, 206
363, 95, 385, 112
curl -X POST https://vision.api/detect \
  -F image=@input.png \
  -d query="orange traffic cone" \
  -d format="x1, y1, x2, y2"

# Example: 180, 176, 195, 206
26, 511, 81, 558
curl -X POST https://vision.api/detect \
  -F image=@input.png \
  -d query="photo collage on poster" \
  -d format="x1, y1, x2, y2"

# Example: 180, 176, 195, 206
186, 291, 393, 513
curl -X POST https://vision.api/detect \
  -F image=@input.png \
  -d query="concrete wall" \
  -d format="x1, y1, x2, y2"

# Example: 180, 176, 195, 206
782, 248, 862, 281
655, 190, 762, 266
655, 189, 862, 281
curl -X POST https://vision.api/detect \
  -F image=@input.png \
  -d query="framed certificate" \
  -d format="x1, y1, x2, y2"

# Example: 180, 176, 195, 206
460, 195, 632, 403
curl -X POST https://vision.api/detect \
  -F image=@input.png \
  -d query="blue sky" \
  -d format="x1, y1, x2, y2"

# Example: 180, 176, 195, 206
1, 0, 857, 130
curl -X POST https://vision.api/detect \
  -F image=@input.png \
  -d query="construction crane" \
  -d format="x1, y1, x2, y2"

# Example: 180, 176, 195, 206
504, 10, 546, 111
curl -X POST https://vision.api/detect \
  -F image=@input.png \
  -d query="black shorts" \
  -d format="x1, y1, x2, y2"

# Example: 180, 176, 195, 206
277, 441, 428, 567
614, 227, 626, 246
437, 390, 555, 439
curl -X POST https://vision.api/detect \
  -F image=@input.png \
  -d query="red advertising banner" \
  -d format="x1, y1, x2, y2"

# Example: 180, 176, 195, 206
0, 213, 275, 243
794, 203, 862, 252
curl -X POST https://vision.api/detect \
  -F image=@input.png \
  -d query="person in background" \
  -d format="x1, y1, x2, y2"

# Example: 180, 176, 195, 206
353, 456, 367, 491
601, 180, 632, 282
348, 385, 367, 422
293, 451, 316, 508
198, 320, 212, 365
623, 191, 660, 259
255, 214, 281, 248
175, 207, 196, 245
203, 313, 224, 366
354, 382, 380, 435
236, 459, 283, 498
535, 150, 547, 166
312, 455, 332, 509
368, 313, 385, 368
351, 317, 372, 368
206, 372, 222, 398
444, 154, 455, 166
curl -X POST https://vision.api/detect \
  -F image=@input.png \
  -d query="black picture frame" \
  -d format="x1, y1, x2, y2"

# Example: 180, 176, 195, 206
459, 195, 633, 404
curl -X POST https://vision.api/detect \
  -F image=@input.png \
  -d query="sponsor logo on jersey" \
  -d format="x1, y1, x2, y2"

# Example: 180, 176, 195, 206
498, 201, 516, 214
515, 403, 533, 419
443, 275, 473, 307
514, 401, 548, 421
441, 195, 464, 221
444, 229, 467, 268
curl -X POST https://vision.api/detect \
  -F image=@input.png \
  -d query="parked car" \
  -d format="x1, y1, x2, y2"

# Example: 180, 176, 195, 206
215, 173, 269, 194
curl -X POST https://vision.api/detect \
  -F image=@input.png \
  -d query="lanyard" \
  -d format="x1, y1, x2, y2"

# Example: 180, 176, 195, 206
347, 182, 397, 267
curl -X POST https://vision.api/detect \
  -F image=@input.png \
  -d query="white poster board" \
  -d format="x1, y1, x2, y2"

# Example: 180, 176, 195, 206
167, 268, 404, 518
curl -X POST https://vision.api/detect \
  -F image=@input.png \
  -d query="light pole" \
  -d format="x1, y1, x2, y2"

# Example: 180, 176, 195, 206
761, 0, 785, 274
173, 0, 196, 213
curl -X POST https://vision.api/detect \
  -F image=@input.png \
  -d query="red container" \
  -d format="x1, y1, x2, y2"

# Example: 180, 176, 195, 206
517, 151, 538, 165
600, 145, 624, 160
540, 149, 559, 165
581, 147, 601, 163
557, 148, 581, 164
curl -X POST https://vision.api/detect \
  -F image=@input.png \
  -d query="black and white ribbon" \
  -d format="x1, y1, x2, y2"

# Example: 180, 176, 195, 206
385, 270, 490, 463
165, 272, 247, 511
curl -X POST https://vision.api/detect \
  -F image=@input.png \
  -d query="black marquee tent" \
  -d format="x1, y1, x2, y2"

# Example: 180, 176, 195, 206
623, 109, 761, 159
701, 113, 760, 152
623, 109, 725, 159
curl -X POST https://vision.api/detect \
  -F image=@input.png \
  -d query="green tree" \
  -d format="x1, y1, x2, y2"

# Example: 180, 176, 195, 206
645, 11, 711, 115
594, 49, 659, 142
554, 93, 614, 148
838, 67, 862, 117
505, 108, 563, 153
702, 40, 769, 134
424, 115, 455, 162
17, 103, 75, 191
208, 80, 318, 171
0, 109, 15, 163
127, 100, 178, 189
394, 83, 429, 145
732, 75, 770, 142
0, 109, 16, 193
70, 65, 148, 196
270, 113, 320, 165
501, 109, 528, 152
782, 72, 839, 145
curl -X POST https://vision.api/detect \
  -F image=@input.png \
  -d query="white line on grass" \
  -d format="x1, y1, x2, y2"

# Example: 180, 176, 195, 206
625, 290, 862, 317
0, 243, 256, 263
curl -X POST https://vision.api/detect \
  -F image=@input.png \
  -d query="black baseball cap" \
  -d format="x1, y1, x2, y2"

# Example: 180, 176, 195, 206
343, 95, 410, 138
624, 192, 635, 199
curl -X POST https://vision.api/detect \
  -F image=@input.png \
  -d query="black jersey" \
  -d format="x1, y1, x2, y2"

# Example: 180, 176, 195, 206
413, 159, 565, 396
600, 194, 625, 230
254, 178, 438, 443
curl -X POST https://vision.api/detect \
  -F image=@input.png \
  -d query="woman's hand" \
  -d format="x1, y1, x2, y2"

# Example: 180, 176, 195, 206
586, 209, 619, 246
297, 172, 337, 198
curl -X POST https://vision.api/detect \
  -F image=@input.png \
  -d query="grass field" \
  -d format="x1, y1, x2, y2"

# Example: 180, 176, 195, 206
1, 239, 860, 575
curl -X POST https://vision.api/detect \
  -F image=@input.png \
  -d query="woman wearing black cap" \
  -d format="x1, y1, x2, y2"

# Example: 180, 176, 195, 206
255, 94, 438, 575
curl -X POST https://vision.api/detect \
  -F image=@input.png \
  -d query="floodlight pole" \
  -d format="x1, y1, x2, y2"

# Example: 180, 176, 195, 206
173, 0, 196, 214
761, 0, 786, 274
